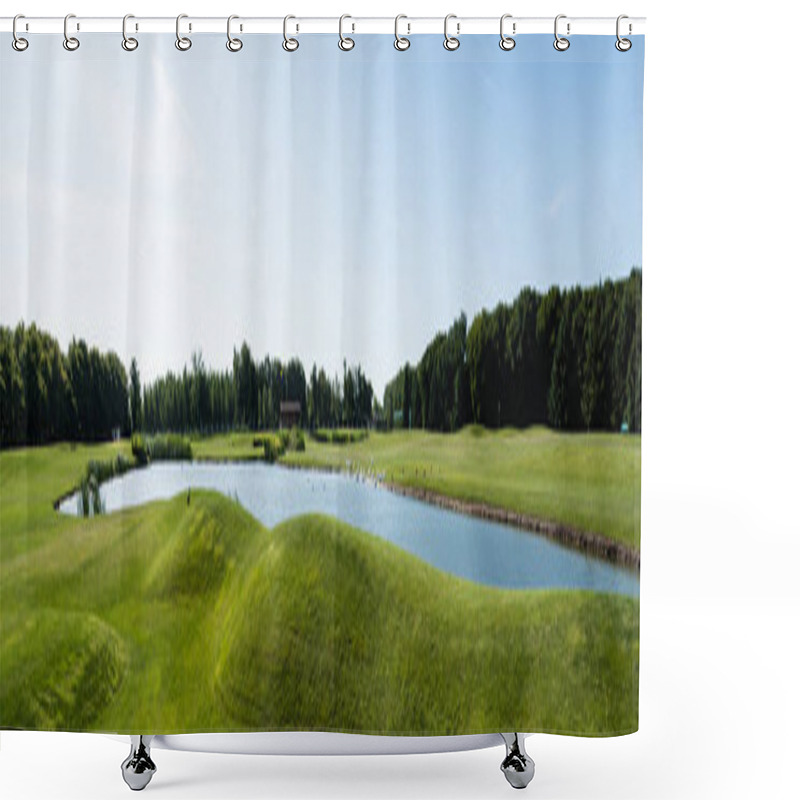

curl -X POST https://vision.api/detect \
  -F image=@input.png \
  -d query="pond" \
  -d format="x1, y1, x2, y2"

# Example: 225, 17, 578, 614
60, 462, 639, 597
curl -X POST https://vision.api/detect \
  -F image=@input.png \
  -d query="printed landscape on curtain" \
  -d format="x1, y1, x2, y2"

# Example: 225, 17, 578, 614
0, 32, 643, 735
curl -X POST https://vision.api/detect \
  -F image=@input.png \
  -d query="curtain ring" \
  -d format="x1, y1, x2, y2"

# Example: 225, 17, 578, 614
443, 14, 460, 51
122, 14, 138, 51
338, 14, 355, 51
616, 15, 632, 51
12, 14, 28, 51
553, 14, 570, 51
63, 13, 80, 51
394, 15, 410, 51
499, 14, 515, 51
176, 14, 192, 50
226, 15, 243, 52
283, 15, 299, 52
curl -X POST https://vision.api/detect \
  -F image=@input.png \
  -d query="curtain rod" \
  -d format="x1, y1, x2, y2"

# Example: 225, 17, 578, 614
1, 16, 646, 36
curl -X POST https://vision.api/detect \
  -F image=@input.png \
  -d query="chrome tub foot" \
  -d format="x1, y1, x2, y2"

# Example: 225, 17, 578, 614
121, 735, 156, 791
500, 733, 535, 789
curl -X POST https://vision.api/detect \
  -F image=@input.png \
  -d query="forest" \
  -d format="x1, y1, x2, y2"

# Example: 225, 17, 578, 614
0, 270, 640, 448
0, 325, 128, 446
141, 348, 374, 434
383, 269, 641, 433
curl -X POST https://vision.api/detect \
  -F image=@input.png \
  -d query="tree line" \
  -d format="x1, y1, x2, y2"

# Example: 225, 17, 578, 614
141, 345, 374, 435
0, 322, 377, 448
0, 323, 128, 447
0, 269, 640, 447
383, 269, 641, 433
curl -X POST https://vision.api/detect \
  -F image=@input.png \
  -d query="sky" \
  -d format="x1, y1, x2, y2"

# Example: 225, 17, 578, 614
0, 33, 643, 394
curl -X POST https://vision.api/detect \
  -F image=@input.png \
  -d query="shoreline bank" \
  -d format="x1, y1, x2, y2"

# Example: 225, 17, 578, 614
383, 481, 640, 571
280, 459, 640, 571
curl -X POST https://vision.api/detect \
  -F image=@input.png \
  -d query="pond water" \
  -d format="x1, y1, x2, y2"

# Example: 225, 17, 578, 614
60, 462, 639, 597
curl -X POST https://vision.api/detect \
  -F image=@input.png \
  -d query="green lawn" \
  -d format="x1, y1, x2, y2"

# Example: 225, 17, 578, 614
0, 440, 129, 560
191, 431, 266, 461
283, 426, 641, 550
0, 443, 638, 736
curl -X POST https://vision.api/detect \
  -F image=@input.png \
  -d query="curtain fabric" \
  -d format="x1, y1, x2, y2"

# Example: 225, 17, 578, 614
0, 32, 643, 736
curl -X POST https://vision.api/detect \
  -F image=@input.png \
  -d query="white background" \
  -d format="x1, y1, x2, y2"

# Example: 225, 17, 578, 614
1, 1, 798, 799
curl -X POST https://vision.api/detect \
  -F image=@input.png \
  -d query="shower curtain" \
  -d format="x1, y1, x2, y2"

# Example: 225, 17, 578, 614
0, 25, 643, 738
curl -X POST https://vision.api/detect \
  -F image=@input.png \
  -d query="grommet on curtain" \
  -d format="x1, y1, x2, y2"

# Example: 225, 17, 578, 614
226, 15, 243, 52
553, 14, 570, 51
175, 14, 192, 50
121, 15, 138, 51
499, 14, 515, 51
394, 15, 410, 51
12, 14, 28, 51
615, 15, 632, 51
443, 14, 460, 51
63, 13, 80, 51
338, 15, 355, 51
283, 15, 299, 52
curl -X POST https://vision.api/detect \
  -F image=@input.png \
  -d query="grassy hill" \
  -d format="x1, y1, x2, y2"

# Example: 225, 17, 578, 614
0, 444, 638, 735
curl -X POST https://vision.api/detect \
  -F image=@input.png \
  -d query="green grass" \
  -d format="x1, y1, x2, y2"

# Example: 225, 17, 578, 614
0, 443, 638, 735
191, 431, 267, 461
214, 513, 638, 735
195, 425, 641, 548
1, 609, 127, 729
0, 441, 129, 559
283, 426, 641, 549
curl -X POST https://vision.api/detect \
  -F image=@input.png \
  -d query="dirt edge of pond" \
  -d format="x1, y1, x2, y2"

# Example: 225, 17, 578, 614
383, 481, 640, 571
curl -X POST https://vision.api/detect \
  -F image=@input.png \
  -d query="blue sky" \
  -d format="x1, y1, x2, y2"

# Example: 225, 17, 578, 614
1, 33, 643, 393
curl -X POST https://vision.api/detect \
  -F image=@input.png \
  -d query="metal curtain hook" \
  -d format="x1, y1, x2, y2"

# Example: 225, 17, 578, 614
499, 14, 515, 51
176, 14, 192, 50
122, 14, 138, 51
616, 14, 632, 51
444, 14, 460, 51
554, 14, 570, 51
12, 14, 28, 51
283, 15, 299, 51
394, 14, 410, 51
227, 15, 243, 51
63, 13, 80, 51
339, 14, 355, 51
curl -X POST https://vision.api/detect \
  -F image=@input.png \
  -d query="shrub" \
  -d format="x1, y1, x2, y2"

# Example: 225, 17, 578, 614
326, 428, 368, 445
77, 455, 134, 517
86, 454, 133, 484
288, 426, 305, 452
313, 428, 370, 445
146, 434, 192, 462
131, 433, 147, 465
262, 434, 285, 463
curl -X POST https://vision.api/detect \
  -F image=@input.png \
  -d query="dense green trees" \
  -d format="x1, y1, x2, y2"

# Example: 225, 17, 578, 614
0, 323, 129, 447
67, 338, 128, 442
416, 313, 470, 432
0, 327, 25, 445
140, 347, 373, 435
129, 358, 142, 434
1, 270, 640, 447
383, 362, 420, 430
142, 364, 228, 435
384, 269, 642, 433
308, 365, 340, 430
341, 360, 373, 429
